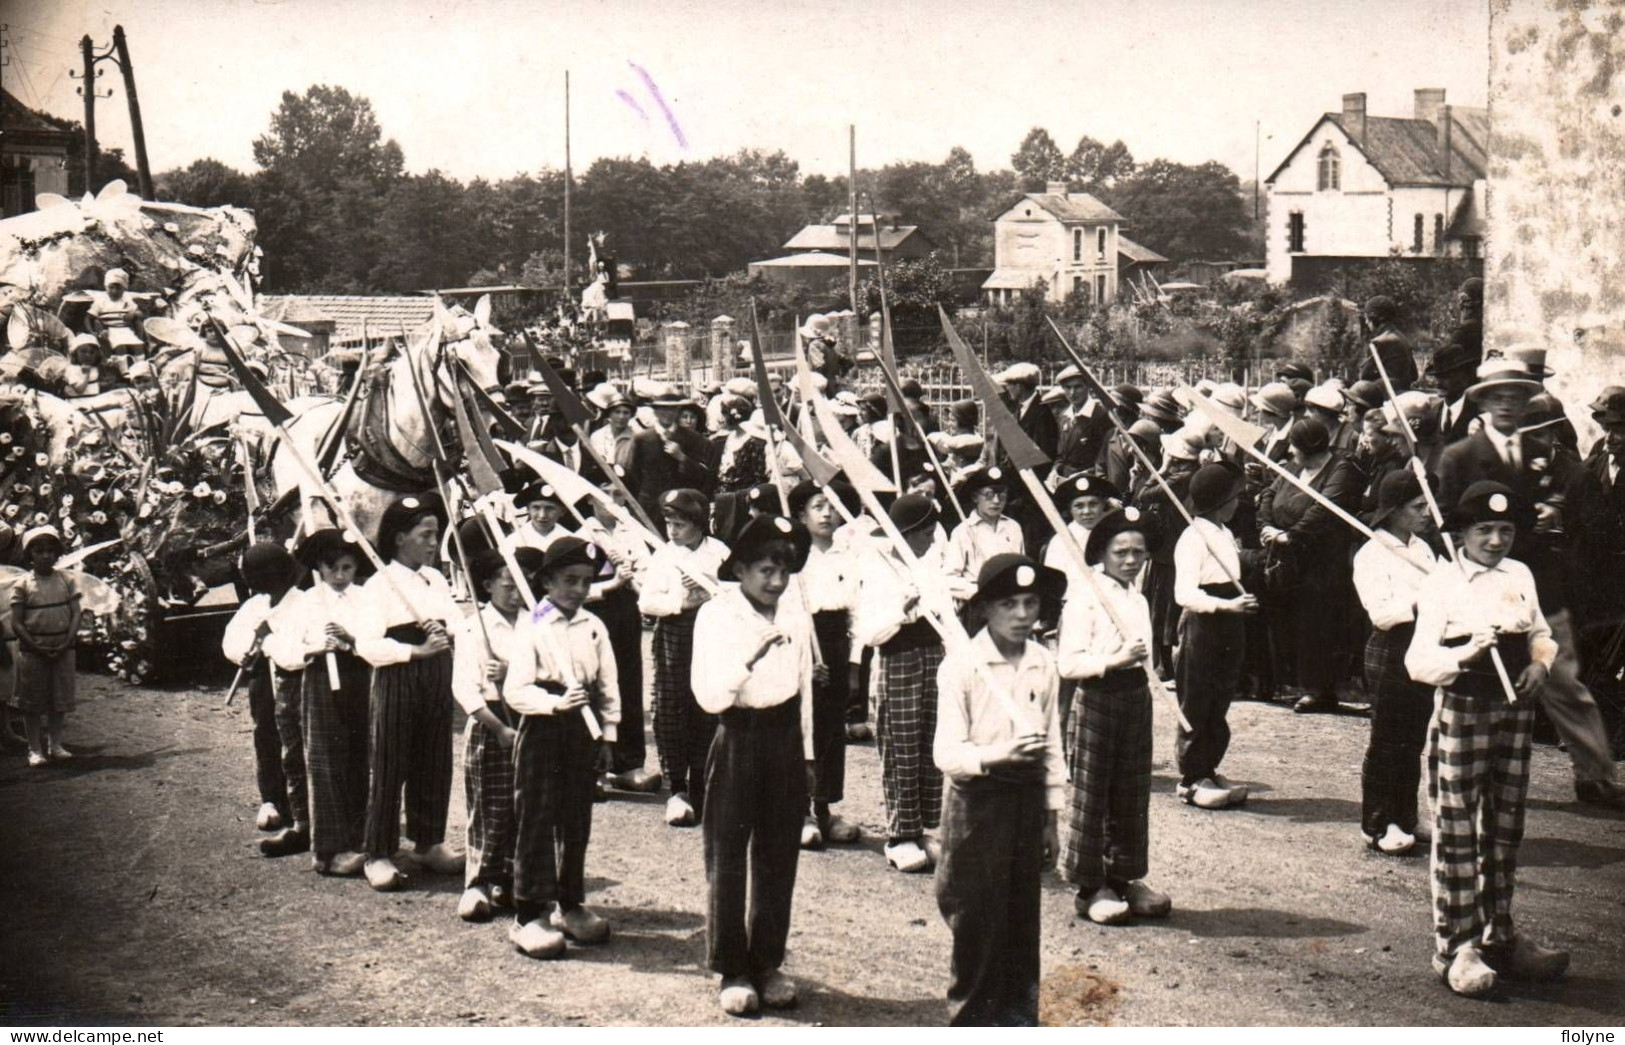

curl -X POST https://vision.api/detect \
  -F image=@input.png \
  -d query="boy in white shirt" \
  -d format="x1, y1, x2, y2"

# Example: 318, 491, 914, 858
1405, 481, 1565, 998
944, 465, 1024, 588
502, 537, 621, 959
1056, 508, 1172, 926
934, 553, 1065, 1027
691, 514, 815, 1016
503, 481, 571, 554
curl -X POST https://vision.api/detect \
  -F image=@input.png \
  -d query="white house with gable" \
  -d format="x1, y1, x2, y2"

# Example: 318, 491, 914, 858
1264, 88, 1487, 286
983, 183, 1165, 305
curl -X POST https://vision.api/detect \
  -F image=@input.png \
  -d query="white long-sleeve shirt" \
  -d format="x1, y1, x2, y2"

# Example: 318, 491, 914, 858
353, 562, 463, 667
502, 600, 620, 739
502, 522, 569, 555
943, 513, 1024, 587
575, 516, 648, 602
1405, 555, 1557, 688
636, 536, 728, 618
852, 541, 975, 649
451, 604, 519, 716
934, 629, 1066, 812
222, 592, 279, 666
1352, 532, 1436, 631
1173, 517, 1243, 614
1056, 568, 1153, 680
1042, 522, 1093, 598
261, 582, 370, 672
795, 541, 857, 614
690, 586, 815, 758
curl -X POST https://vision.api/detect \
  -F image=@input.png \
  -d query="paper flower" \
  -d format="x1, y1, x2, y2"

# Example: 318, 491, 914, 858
2, 505, 18, 519
34, 452, 48, 466
61, 493, 74, 509
89, 511, 107, 525
0, 432, 11, 444
88, 490, 103, 505
212, 490, 227, 505
192, 482, 212, 499
38, 483, 52, 497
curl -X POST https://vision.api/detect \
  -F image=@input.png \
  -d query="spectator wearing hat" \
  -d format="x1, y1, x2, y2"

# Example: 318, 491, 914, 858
1112, 384, 1144, 425
785, 481, 862, 850
352, 494, 465, 892
1134, 437, 1203, 680
933, 553, 1066, 1026
1581, 391, 1625, 717
627, 385, 713, 536
575, 479, 658, 795
588, 391, 637, 479
1304, 383, 1359, 456
803, 313, 851, 386
995, 361, 1060, 472
709, 395, 781, 543
1053, 366, 1115, 480
691, 513, 816, 1016
11, 527, 82, 770
1057, 508, 1172, 926
1352, 471, 1439, 856
1103, 417, 1162, 495
1138, 391, 1184, 436
1357, 297, 1420, 391
505, 481, 572, 555
1275, 361, 1315, 386
1258, 417, 1365, 713
945, 397, 981, 437
1405, 481, 1567, 998
446, 547, 533, 920
639, 489, 729, 827
855, 494, 977, 873
502, 537, 622, 960
1439, 355, 1625, 809
1249, 383, 1298, 464
1428, 339, 1483, 447
945, 465, 1024, 590
264, 529, 377, 877
1173, 464, 1260, 810
220, 542, 305, 849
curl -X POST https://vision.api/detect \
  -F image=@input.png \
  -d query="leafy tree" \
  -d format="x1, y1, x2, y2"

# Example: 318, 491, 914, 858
1011, 127, 1066, 191
251, 85, 404, 193
155, 158, 255, 209
1106, 159, 1251, 263
371, 170, 482, 290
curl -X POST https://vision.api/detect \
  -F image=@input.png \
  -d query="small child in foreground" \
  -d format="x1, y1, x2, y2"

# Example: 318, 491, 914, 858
1404, 480, 1566, 998
221, 542, 300, 835
934, 553, 1066, 1027
691, 514, 816, 1017
11, 527, 82, 767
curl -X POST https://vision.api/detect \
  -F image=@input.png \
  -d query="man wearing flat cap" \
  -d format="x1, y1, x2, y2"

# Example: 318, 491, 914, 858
995, 362, 1060, 553
1053, 365, 1114, 480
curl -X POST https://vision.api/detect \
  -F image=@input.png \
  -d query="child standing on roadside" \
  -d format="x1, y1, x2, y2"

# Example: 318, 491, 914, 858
221, 542, 300, 839
11, 527, 82, 767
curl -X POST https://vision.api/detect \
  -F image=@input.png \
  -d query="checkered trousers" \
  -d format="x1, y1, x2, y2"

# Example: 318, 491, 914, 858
463, 708, 517, 891
301, 652, 371, 857
1058, 671, 1153, 893
874, 642, 946, 841
652, 608, 717, 810
273, 668, 309, 830
1428, 688, 1535, 958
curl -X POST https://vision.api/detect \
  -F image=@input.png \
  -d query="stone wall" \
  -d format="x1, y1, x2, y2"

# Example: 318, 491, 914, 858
1488, 0, 1625, 441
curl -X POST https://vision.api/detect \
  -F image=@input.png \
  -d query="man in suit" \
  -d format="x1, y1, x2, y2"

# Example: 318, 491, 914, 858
1438, 354, 1625, 809
1429, 340, 1481, 448
993, 361, 1058, 553
626, 384, 713, 535
1581, 391, 1625, 755
1052, 365, 1113, 479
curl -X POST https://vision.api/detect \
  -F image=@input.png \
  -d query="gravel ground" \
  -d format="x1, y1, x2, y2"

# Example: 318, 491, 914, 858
1, 668, 1622, 1027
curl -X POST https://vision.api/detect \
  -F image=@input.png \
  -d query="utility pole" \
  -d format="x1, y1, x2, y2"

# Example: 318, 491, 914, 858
112, 26, 153, 198
563, 70, 572, 305
848, 125, 857, 316
79, 35, 97, 191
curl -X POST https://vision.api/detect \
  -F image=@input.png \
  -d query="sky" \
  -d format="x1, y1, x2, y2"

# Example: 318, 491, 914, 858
3, 0, 1488, 186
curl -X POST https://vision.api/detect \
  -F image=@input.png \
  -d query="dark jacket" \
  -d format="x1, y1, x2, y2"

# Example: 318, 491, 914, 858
628, 425, 713, 530
1054, 403, 1113, 478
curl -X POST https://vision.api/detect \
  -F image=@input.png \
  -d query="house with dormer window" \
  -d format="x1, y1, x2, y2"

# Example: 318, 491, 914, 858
1264, 88, 1487, 286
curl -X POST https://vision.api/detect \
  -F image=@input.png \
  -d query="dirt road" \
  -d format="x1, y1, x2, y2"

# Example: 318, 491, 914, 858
2, 672, 1622, 1027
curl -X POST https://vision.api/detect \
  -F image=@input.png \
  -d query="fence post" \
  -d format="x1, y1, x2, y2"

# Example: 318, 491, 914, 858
710, 315, 734, 381
836, 310, 860, 354
662, 321, 692, 386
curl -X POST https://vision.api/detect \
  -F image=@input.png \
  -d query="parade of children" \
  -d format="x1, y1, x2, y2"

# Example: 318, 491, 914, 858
8, 327, 1625, 1028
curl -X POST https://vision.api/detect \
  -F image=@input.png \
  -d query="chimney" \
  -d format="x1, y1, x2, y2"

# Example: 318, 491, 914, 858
1438, 103, 1453, 178
1414, 87, 1447, 125
1342, 93, 1367, 143
1045, 180, 1068, 196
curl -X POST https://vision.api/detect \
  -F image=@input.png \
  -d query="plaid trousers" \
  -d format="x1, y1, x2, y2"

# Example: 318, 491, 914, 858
301, 652, 371, 856
1428, 689, 1535, 958
1058, 670, 1153, 893
272, 668, 309, 831
463, 706, 517, 891
875, 640, 946, 842
363, 651, 455, 857
652, 609, 717, 812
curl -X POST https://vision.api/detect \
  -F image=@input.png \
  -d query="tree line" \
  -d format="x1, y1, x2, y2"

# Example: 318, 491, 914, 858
152, 85, 1258, 294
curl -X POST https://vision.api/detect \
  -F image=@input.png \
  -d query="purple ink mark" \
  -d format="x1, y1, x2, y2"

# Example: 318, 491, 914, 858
628, 61, 688, 151
615, 88, 650, 125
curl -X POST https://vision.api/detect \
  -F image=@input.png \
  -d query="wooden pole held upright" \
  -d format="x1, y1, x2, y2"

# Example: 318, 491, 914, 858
112, 26, 153, 198
80, 35, 98, 191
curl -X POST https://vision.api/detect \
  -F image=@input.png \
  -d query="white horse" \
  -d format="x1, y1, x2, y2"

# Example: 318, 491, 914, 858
262, 301, 507, 544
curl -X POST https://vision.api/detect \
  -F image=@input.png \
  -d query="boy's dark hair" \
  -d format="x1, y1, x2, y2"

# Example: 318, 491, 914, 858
734, 538, 800, 573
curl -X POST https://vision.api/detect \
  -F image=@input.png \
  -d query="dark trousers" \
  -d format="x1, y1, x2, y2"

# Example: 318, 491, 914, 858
363, 653, 455, 857
851, 646, 874, 726
246, 662, 288, 816
1360, 625, 1432, 836
302, 652, 371, 856
273, 668, 308, 830
703, 700, 805, 979
653, 610, 716, 812
513, 711, 597, 920
594, 588, 647, 774
807, 610, 850, 815
1175, 595, 1244, 786
936, 777, 1046, 1027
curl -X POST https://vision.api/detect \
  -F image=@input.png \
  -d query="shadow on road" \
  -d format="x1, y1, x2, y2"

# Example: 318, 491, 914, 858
1234, 796, 1362, 824
0, 745, 211, 787
1517, 836, 1625, 869
1138, 906, 1367, 939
